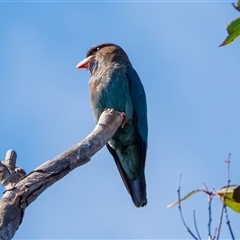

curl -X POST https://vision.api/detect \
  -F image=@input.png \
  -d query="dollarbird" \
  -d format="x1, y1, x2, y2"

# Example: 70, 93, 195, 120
76, 43, 148, 207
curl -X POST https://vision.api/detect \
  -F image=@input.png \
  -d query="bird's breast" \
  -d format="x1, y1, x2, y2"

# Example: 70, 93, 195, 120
88, 64, 134, 123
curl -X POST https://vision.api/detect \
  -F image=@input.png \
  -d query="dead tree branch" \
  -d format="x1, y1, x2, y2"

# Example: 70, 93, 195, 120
0, 109, 123, 240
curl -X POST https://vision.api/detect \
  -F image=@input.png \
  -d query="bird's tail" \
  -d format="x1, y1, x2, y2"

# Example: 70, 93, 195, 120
106, 144, 147, 207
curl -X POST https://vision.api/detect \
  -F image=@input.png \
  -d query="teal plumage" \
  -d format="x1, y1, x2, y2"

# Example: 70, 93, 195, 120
76, 43, 148, 207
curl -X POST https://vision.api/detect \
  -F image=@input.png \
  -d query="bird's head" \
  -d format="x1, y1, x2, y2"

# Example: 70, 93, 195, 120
76, 43, 132, 75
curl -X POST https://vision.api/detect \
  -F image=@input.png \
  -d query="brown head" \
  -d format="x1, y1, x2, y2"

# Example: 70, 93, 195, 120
76, 43, 132, 75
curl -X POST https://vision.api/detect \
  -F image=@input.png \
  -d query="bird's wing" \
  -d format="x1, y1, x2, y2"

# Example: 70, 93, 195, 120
126, 66, 148, 166
106, 65, 148, 207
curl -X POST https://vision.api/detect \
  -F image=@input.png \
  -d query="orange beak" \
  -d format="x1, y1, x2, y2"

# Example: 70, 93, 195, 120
76, 56, 92, 69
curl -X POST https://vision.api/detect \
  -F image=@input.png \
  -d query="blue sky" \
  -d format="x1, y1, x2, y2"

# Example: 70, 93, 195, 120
1, 1, 240, 239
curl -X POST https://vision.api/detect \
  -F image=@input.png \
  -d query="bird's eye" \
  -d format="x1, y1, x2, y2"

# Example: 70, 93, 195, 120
89, 60, 98, 74
96, 47, 100, 51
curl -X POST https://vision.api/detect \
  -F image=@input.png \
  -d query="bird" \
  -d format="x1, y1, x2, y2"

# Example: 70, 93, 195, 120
76, 43, 148, 207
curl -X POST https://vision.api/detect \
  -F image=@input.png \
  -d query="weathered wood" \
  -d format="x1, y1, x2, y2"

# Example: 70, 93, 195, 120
0, 109, 123, 240
0, 150, 26, 190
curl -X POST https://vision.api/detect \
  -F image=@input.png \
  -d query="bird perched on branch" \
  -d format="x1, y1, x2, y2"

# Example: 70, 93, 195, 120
76, 43, 148, 207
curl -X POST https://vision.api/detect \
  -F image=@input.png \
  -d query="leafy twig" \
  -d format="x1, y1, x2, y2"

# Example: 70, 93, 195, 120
169, 154, 236, 239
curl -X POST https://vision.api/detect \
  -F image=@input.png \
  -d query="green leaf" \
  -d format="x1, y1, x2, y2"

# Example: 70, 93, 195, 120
220, 17, 240, 47
227, 17, 240, 34
216, 185, 240, 213
167, 189, 200, 209
219, 26, 240, 46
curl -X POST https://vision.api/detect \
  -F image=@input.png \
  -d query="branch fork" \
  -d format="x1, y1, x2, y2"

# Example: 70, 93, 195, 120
0, 109, 123, 240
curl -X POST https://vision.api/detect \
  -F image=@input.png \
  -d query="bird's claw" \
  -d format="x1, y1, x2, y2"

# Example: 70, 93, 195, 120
121, 112, 128, 128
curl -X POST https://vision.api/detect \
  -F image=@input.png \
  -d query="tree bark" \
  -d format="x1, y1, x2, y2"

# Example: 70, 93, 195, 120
0, 109, 123, 240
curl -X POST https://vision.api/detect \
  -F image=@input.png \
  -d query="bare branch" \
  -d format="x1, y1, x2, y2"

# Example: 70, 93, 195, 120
207, 195, 213, 240
177, 174, 198, 240
231, 2, 240, 11
0, 109, 123, 240
216, 153, 232, 240
224, 153, 235, 240
224, 206, 235, 240
193, 210, 201, 240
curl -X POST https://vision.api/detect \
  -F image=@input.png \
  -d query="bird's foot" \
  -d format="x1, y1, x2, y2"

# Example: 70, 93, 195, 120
121, 112, 128, 128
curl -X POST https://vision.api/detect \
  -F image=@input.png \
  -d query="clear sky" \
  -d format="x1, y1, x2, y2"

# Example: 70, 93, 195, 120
1, 1, 240, 239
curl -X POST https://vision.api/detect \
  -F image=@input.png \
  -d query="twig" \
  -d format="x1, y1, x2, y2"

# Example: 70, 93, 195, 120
215, 153, 232, 240
216, 203, 224, 240
178, 174, 198, 240
212, 227, 217, 240
224, 153, 235, 240
207, 194, 213, 240
224, 206, 235, 240
231, 2, 240, 11
226, 153, 231, 186
203, 182, 213, 240
193, 210, 201, 240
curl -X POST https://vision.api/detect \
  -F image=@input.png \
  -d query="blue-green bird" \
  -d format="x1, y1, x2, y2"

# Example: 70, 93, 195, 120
76, 43, 148, 207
